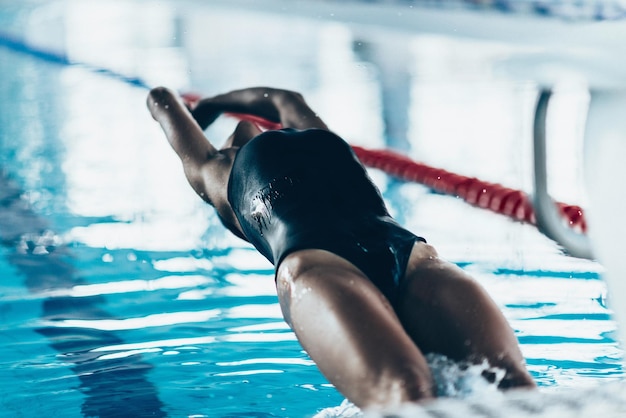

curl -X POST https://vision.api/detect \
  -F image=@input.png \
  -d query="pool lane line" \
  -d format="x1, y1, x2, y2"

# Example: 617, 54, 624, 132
0, 31, 151, 90
0, 172, 167, 417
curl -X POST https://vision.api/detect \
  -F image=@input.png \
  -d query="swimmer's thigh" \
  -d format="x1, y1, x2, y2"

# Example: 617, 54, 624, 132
396, 242, 535, 390
276, 249, 433, 409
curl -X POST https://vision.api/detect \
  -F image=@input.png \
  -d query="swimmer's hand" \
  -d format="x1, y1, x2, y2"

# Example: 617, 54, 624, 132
189, 100, 224, 131
188, 88, 281, 131
179, 93, 224, 130
147, 86, 188, 122
189, 87, 328, 131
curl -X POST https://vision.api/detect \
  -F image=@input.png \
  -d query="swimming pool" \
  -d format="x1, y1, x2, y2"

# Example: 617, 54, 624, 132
0, 1, 622, 417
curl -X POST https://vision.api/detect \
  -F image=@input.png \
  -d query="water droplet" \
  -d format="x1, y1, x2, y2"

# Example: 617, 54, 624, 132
263, 93, 269, 98
102, 253, 114, 262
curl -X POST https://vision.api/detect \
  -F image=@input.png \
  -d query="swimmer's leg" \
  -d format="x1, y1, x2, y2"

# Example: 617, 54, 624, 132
276, 249, 434, 410
397, 242, 536, 390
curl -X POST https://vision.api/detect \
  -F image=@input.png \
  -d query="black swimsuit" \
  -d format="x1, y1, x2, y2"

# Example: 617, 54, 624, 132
227, 128, 425, 304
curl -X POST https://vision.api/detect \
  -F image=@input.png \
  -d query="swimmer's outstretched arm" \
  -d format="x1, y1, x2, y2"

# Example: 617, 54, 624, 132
147, 86, 218, 167
147, 86, 244, 239
190, 87, 329, 131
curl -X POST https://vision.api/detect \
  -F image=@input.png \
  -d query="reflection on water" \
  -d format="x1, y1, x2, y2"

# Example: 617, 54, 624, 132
0, 173, 167, 417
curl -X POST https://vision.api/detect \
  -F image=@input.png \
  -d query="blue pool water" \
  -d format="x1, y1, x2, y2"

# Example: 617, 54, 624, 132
0, 1, 623, 417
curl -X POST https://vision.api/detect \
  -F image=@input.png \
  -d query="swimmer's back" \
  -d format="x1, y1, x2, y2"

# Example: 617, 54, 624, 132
228, 129, 391, 265
229, 128, 387, 219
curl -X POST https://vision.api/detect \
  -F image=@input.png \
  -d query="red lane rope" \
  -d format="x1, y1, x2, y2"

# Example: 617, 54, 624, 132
183, 101, 587, 234
351, 146, 587, 233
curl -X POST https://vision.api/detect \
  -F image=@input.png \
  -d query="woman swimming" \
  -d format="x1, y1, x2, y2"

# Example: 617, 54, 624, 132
147, 86, 535, 410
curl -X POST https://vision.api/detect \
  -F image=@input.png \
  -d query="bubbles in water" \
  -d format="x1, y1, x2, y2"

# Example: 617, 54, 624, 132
18, 230, 62, 255
315, 354, 506, 418
314, 399, 362, 418
427, 353, 502, 398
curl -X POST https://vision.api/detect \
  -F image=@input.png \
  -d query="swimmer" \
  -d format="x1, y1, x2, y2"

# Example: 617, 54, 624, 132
147, 86, 536, 410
